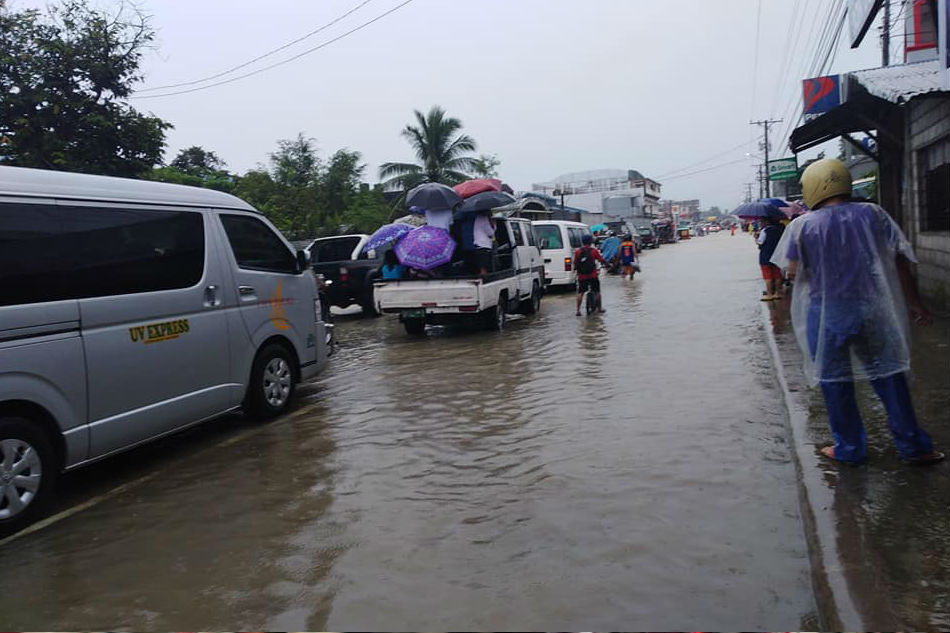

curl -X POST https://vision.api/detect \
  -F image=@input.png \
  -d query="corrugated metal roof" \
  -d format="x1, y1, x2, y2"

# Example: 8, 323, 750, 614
849, 59, 944, 104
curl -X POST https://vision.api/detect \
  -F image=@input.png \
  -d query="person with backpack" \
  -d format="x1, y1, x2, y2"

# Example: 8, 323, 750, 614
574, 233, 607, 316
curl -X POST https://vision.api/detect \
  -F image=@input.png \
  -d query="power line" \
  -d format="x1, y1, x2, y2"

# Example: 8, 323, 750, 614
137, 0, 376, 92
769, 0, 808, 116
749, 0, 763, 119
655, 140, 752, 180
660, 157, 749, 182
133, 0, 416, 99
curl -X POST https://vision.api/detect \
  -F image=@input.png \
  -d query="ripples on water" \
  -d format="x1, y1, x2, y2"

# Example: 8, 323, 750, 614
0, 236, 814, 631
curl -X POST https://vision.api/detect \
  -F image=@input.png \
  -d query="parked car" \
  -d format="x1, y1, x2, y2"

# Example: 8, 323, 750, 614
376, 217, 544, 334
307, 234, 384, 316
632, 222, 660, 249
532, 220, 593, 288
0, 166, 330, 537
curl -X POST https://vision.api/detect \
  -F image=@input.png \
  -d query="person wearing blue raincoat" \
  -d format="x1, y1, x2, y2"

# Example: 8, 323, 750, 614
771, 159, 943, 465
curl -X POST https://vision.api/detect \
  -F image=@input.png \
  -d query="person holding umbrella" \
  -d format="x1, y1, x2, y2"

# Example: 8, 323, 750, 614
772, 158, 943, 466
757, 214, 785, 300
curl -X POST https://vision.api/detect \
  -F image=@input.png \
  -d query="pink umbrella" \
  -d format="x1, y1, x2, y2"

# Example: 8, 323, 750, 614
453, 178, 502, 199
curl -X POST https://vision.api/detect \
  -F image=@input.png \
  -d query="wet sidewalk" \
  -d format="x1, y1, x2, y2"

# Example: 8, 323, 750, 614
762, 296, 950, 631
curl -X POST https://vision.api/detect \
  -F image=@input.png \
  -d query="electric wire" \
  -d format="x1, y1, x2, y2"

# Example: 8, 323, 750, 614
137, 0, 376, 92
133, 0, 416, 99
749, 0, 764, 119
655, 140, 753, 180
661, 157, 749, 182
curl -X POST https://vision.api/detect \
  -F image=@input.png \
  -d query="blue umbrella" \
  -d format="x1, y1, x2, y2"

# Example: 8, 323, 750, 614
761, 197, 788, 208
734, 201, 786, 220
590, 223, 608, 232
361, 222, 415, 253
406, 183, 462, 212
394, 226, 457, 270
454, 191, 516, 220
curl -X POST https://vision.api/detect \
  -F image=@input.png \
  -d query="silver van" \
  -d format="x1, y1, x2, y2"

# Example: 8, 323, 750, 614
0, 166, 330, 536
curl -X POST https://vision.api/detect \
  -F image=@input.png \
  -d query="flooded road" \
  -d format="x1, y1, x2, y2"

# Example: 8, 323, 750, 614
0, 233, 815, 630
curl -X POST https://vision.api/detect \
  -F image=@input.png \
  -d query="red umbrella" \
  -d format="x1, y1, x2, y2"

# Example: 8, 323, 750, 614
453, 178, 502, 199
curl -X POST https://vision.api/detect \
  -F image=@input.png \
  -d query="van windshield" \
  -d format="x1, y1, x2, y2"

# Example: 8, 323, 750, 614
534, 225, 563, 250
311, 236, 360, 262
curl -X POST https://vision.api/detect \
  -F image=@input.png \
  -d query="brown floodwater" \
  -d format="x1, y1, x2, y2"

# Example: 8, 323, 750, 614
0, 233, 816, 630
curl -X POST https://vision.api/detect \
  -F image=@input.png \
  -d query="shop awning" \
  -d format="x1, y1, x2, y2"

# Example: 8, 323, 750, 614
789, 92, 896, 153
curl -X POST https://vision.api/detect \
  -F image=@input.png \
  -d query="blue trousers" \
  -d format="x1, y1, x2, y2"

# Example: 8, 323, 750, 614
820, 373, 934, 462
807, 302, 933, 462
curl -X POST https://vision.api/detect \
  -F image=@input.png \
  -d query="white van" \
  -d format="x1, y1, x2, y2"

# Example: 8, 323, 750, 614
531, 220, 593, 288
0, 166, 330, 536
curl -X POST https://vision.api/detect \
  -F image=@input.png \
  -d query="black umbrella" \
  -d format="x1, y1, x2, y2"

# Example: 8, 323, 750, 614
454, 191, 516, 220
406, 183, 462, 212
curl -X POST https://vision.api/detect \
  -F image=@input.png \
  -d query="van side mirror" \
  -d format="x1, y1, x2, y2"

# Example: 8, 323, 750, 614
539, 238, 548, 249
296, 249, 310, 273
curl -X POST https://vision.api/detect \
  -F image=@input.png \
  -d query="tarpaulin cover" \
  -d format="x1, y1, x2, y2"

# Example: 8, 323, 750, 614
771, 202, 915, 385
599, 236, 621, 260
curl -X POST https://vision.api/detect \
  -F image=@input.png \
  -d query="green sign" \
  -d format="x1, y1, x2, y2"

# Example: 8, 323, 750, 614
767, 157, 798, 181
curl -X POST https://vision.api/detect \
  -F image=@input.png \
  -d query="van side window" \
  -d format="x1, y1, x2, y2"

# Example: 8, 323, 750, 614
0, 202, 204, 307
568, 228, 584, 248
510, 221, 525, 246
220, 215, 296, 274
525, 224, 537, 247
534, 224, 562, 249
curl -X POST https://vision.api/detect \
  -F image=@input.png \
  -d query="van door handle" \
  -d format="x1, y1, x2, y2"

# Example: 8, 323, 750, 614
238, 285, 256, 302
204, 284, 219, 307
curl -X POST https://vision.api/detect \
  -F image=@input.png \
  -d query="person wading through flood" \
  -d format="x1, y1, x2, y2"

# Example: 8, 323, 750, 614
620, 233, 638, 280
757, 215, 785, 300
772, 158, 944, 466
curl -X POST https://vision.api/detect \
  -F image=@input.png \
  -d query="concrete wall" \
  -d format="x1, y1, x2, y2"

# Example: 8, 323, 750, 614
903, 94, 950, 311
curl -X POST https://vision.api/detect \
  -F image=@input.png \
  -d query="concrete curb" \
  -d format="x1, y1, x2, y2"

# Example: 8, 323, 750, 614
759, 303, 862, 631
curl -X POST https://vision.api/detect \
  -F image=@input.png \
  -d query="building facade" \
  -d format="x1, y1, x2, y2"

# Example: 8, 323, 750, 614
532, 169, 662, 218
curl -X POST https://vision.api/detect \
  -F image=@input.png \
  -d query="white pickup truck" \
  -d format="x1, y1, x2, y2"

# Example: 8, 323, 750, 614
374, 216, 545, 335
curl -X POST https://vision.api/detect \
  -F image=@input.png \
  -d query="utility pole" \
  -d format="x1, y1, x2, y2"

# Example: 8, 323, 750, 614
750, 118, 783, 197
881, 0, 891, 66
745, 182, 754, 203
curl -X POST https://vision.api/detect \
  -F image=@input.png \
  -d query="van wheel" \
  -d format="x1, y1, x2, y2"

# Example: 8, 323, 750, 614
360, 299, 379, 317
404, 318, 426, 336
0, 417, 57, 539
247, 344, 296, 420
522, 282, 541, 314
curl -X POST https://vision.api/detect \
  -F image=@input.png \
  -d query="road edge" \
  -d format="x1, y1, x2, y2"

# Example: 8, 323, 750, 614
759, 303, 862, 631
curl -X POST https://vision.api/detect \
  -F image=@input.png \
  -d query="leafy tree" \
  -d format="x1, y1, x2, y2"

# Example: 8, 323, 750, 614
0, 0, 171, 176
379, 106, 477, 190
170, 146, 226, 175
471, 154, 500, 179
339, 185, 392, 234
149, 145, 235, 192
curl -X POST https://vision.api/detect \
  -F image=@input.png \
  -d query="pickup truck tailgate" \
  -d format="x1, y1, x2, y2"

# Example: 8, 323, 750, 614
375, 279, 481, 311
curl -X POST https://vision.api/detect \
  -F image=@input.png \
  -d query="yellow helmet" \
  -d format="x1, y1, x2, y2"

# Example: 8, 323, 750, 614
801, 158, 852, 209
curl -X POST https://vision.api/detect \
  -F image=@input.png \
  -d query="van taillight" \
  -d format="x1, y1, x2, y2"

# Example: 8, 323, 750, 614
564, 257, 572, 271
339, 266, 348, 282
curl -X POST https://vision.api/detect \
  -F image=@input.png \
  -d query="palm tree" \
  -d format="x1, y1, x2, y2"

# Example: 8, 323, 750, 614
379, 106, 477, 191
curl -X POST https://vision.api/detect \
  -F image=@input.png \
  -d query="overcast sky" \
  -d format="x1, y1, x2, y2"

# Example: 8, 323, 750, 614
22, 0, 892, 208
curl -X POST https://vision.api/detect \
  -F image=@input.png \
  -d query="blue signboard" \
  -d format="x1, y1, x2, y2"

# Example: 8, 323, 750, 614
802, 75, 841, 121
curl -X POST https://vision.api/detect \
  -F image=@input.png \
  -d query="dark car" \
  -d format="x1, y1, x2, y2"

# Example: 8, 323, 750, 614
632, 223, 660, 248
308, 234, 383, 316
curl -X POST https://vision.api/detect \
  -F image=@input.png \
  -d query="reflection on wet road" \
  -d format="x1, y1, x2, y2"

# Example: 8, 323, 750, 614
0, 234, 815, 630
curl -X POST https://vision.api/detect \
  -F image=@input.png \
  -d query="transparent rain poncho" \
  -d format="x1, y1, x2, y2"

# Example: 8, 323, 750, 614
771, 202, 916, 385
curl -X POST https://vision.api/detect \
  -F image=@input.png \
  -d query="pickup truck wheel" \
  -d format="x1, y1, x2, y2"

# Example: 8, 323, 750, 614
522, 282, 541, 314
247, 343, 296, 420
484, 293, 507, 331
404, 318, 426, 336
360, 299, 379, 317
0, 417, 57, 539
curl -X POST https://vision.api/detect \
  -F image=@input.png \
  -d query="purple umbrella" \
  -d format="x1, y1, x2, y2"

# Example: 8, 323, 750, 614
734, 201, 786, 220
394, 226, 456, 270
362, 222, 415, 253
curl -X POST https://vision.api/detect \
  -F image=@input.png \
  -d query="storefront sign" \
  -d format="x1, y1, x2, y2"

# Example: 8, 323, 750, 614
767, 158, 798, 181
802, 75, 842, 121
